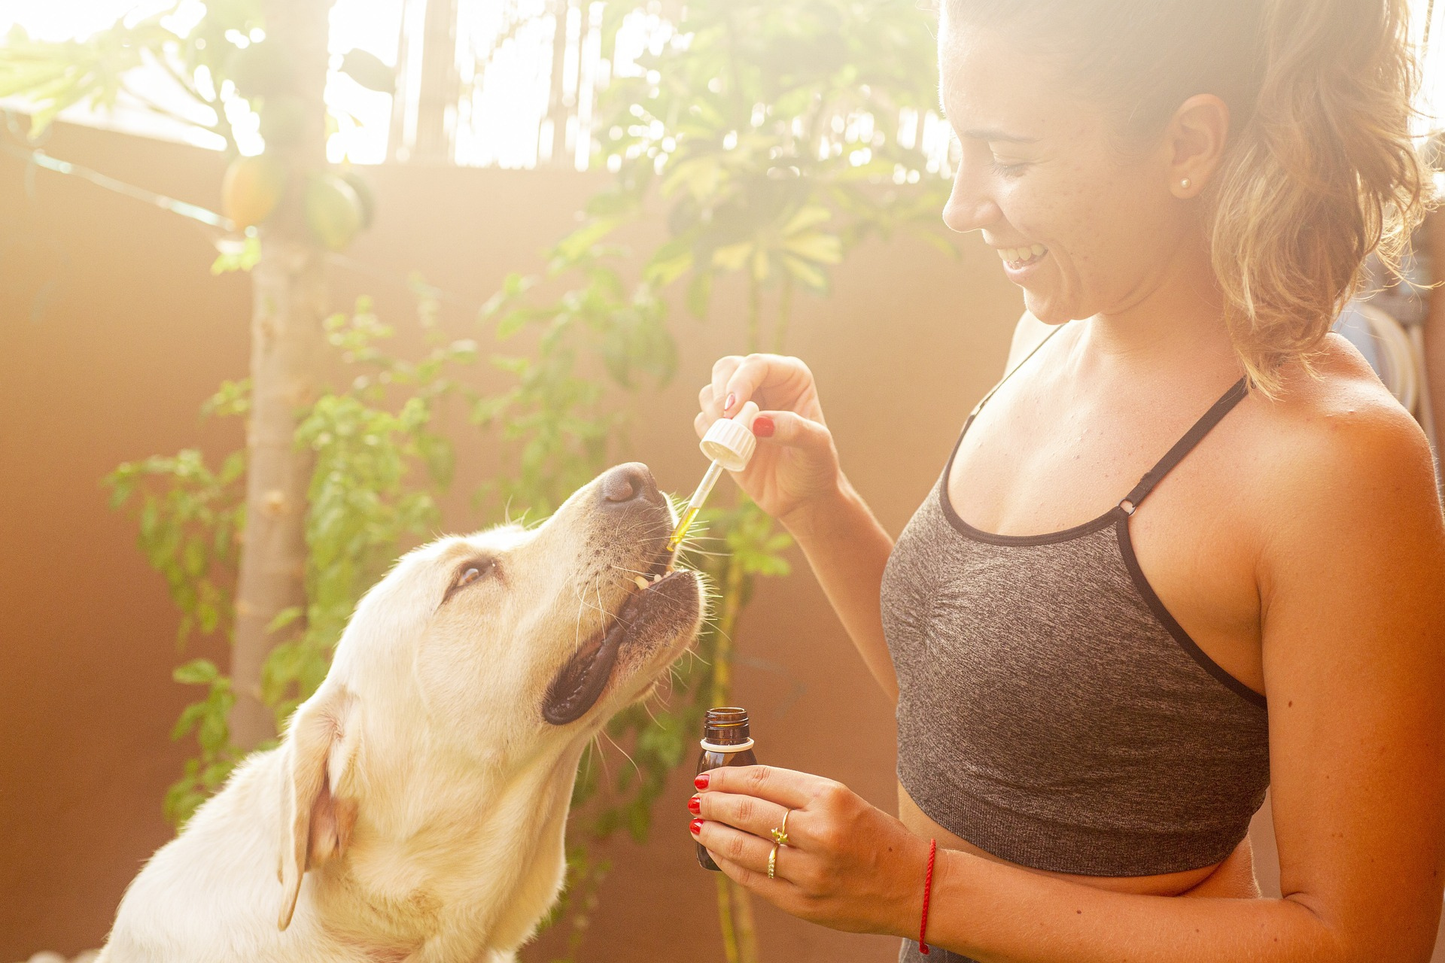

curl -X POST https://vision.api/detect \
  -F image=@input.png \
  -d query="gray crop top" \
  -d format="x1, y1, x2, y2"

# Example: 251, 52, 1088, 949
881, 329, 1270, 877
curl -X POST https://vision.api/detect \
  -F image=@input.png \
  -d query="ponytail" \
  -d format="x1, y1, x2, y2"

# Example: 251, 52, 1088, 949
1208, 0, 1430, 395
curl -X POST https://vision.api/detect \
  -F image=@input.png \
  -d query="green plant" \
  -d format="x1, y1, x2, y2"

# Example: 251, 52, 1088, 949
107, 288, 477, 827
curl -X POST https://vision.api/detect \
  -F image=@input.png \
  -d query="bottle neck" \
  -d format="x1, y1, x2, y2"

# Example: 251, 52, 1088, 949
703, 707, 751, 752
703, 725, 750, 745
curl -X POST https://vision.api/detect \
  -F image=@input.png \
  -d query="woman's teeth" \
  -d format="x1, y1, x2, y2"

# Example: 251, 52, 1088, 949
999, 243, 1048, 266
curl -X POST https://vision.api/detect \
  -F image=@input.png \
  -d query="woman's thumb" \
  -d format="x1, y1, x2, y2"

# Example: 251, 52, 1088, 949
751, 410, 830, 452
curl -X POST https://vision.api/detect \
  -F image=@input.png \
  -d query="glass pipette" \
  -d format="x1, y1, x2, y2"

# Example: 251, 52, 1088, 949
667, 401, 760, 552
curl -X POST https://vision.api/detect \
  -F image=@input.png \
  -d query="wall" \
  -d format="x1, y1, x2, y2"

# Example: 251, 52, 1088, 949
1, 122, 1437, 963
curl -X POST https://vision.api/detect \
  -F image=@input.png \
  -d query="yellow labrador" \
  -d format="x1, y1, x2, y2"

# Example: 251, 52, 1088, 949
98, 463, 704, 963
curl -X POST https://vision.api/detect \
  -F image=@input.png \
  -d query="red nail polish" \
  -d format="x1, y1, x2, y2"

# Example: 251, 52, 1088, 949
723, 392, 736, 413
690, 818, 704, 836
695, 773, 710, 790
688, 795, 701, 815
752, 416, 774, 438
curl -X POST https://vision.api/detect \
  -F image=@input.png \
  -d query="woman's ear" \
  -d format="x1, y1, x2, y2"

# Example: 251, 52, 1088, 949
1166, 93, 1231, 196
277, 683, 361, 931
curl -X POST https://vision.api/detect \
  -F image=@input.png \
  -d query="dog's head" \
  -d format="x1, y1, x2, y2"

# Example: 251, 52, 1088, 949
276, 462, 704, 929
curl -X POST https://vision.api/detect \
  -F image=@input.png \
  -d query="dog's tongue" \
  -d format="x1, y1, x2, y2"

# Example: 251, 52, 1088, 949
541, 609, 633, 725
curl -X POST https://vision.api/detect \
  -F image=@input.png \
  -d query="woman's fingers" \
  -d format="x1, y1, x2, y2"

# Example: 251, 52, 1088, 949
693, 817, 800, 887
710, 356, 745, 413
696, 765, 829, 809
752, 410, 830, 453
712, 353, 816, 415
695, 792, 800, 848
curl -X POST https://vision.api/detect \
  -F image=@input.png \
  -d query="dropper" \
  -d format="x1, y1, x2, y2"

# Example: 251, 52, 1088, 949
666, 401, 761, 552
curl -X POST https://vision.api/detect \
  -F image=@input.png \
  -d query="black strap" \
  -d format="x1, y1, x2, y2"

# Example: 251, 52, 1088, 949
962, 322, 1067, 431
1119, 377, 1250, 514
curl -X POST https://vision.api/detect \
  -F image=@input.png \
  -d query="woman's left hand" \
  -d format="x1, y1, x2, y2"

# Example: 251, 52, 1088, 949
690, 765, 931, 936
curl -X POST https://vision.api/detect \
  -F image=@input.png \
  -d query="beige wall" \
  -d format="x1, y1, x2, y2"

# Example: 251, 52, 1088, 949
2, 122, 1431, 963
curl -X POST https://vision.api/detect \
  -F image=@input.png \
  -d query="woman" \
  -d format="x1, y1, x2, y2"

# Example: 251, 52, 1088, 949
686, 0, 1445, 960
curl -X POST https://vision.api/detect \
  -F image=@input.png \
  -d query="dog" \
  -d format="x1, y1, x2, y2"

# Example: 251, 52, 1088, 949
97, 463, 704, 963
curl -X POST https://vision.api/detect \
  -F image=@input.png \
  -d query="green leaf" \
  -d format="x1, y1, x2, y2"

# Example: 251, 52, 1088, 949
781, 231, 843, 264
211, 235, 261, 274
686, 271, 713, 319
781, 205, 832, 236
173, 659, 219, 686
265, 606, 304, 634
339, 48, 396, 93
711, 243, 751, 272
780, 253, 830, 293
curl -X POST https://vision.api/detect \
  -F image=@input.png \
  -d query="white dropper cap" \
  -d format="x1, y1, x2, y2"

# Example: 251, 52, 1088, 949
699, 400, 760, 470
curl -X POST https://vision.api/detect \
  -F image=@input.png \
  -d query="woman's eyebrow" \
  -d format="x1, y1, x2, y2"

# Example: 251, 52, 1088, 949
961, 127, 1038, 144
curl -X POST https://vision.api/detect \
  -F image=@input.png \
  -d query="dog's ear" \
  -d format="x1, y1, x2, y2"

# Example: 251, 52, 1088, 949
277, 683, 360, 932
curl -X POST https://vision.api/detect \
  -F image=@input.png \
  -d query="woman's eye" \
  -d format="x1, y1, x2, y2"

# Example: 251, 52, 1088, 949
991, 158, 1029, 177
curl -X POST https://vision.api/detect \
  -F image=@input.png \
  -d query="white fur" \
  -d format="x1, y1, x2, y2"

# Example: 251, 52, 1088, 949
98, 466, 703, 963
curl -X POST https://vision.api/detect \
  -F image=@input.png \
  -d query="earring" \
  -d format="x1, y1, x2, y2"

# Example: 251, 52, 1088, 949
1180, 177, 1192, 190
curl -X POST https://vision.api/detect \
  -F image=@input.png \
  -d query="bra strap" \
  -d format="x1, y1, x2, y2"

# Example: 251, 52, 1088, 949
1119, 377, 1250, 515
964, 321, 1067, 428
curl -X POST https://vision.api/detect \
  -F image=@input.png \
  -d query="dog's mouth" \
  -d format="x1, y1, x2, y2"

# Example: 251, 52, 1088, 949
542, 549, 699, 726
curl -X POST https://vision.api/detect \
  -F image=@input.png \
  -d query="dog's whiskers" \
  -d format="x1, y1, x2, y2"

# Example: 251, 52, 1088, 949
590, 731, 612, 784
599, 727, 644, 784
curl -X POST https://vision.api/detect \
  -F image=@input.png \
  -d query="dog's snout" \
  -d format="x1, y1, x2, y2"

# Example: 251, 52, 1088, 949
599, 463, 662, 508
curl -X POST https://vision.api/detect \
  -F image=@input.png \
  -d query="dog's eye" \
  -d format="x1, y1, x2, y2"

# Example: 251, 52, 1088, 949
457, 560, 494, 588
441, 556, 499, 605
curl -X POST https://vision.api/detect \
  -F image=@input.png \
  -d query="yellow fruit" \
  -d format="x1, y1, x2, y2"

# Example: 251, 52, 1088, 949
221, 155, 287, 230
303, 173, 364, 251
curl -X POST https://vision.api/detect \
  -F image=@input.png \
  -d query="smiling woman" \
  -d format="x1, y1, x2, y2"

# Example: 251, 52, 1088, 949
687, 0, 1445, 961
940, 0, 1427, 395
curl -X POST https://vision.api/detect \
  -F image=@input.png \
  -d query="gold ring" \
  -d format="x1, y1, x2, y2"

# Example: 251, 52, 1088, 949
770, 808, 791, 847
767, 842, 778, 879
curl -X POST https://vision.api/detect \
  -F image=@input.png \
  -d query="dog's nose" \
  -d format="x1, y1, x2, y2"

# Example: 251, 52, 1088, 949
600, 463, 662, 507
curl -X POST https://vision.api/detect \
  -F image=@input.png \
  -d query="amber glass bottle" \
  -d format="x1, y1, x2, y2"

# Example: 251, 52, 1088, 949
696, 706, 757, 871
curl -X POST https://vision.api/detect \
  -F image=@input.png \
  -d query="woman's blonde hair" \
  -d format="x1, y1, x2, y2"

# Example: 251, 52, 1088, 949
947, 0, 1433, 395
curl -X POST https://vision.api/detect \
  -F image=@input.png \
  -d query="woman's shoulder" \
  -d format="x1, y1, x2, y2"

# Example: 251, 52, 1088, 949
1251, 332, 1430, 460
1244, 332, 1440, 543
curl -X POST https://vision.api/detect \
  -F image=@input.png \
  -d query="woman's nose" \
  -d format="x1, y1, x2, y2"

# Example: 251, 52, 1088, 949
941, 161, 1002, 234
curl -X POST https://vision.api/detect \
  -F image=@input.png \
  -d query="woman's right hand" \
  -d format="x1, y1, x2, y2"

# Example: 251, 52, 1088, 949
695, 353, 842, 526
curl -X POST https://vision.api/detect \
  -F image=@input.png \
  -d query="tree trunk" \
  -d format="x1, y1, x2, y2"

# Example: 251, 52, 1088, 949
413, 0, 460, 163
230, 0, 333, 749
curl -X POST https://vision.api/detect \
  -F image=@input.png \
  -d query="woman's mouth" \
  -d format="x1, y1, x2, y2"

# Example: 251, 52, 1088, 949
998, 243, 1048, 268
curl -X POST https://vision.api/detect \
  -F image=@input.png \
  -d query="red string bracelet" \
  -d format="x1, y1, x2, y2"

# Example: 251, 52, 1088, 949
919, 838, 937, 955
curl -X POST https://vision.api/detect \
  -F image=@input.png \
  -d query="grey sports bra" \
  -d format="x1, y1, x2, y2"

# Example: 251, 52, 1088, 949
881, 326, 1269, 877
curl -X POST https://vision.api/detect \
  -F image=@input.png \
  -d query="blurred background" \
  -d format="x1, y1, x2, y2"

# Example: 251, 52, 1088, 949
2, 1, 1444, 961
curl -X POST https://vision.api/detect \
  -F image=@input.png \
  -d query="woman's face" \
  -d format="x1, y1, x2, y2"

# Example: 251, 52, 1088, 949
938, 18, 1193, 325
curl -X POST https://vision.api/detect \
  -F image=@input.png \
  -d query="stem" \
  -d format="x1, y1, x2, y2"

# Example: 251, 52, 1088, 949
709, 553, 746, 705
708, 551, 759, 962
152, 52, 215, 114
716, 873, 741, 963
773, 273, 794, 353
746, 270, 762, 355
121, 80, 223, 138
732, 877, 760, 963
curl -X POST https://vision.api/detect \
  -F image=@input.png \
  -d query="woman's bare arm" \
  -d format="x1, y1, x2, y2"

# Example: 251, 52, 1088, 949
777, 473, 900, 703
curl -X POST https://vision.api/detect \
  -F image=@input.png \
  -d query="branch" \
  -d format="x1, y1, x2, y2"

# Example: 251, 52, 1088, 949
121, 79, 223, 137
